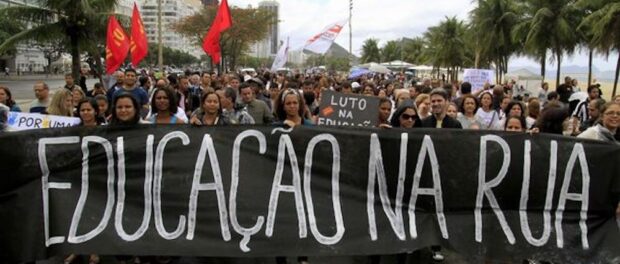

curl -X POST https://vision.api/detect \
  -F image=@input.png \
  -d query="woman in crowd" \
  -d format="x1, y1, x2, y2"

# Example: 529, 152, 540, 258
275, 89, 313, 127
110, 93, 144, 126
77, 98, 106, 127
578, 102, 619, 143
613, 95, 620, 104
362, 84, 375, 96
457, 94, 483, 129
377, 97, 392, 128
190, 91, 230, 126
148, 88, 185, 124
497, 101, 526, 129
535, 102, 569, 135
94, 95, 111, 122
72, 88, 85, 109
415, 93, 431, 120
526, 98, 540, 129
475, 92, 500, 130
390, 101, 421, 129
446, 102, 459, 119
45, 89, 73, 116
505, 116, 527, 132
0, 86, 21, 112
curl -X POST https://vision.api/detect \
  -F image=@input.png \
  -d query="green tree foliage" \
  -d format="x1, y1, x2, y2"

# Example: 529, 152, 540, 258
423, 16, 470, 81
470, 0, 520, 82
0, 0, 119, 80
381, 40, 401, 62
143, 43, 199, 67
512, 0, 582, 86
173, 5, 275, 70
402, 37, 426, 65
361, 38, 381, 63
0, 15, 24, 56
578, 0, 620, 95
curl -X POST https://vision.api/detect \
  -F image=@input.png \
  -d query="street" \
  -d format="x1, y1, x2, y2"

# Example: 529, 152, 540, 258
0, 74, 99, 110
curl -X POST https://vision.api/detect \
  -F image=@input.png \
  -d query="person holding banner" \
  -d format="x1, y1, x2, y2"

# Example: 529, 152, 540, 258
44, 89, 73, 117
420, 88, 462, 129
77, 98, 106, 127
390, 101, 421, 129
190, 91, 231, 126
0, 86, 20, 112
274, 88, 313, 128
110, 93, 144, 126
578, 102, 619, 143
148, 88, 185, 124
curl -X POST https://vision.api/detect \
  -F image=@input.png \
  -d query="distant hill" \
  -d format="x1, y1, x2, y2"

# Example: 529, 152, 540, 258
304, 42, 359, 60
509, 65, 616, 81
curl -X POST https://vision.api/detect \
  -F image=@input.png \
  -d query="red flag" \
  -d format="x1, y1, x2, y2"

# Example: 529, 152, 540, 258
130, 2, 148, 67
106, 16, 130, 74
202, 0, 232, 64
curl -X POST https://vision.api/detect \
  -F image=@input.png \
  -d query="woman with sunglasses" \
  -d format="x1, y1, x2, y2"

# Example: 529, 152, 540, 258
390, 100, 421, 128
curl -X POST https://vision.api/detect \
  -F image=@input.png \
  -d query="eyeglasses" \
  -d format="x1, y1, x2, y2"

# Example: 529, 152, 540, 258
400, 114, 417, 120
604, 111, 620, 117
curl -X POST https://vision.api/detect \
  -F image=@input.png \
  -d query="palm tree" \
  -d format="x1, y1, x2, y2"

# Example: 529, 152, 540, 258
381, 40, 401, 62
578, 0, 620, 96
470, 0, 520, 83
0, 0, 119, 80
424, 16, 469, 81
402, 37, 426, 65
512, 0, 582, 87
361, 38, 381, 63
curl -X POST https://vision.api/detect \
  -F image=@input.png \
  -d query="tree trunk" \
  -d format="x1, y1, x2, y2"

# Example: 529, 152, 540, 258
93, 50, 104, 87
474, 49, 480, 69
70, 35, 81, 81
540, 51, 546, 82
555, 51, 561, 90
587, 48, 593, 88
613, 52, 620, 97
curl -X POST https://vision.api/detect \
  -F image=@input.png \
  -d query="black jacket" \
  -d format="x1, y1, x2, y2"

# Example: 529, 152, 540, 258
420, 115, 463, 129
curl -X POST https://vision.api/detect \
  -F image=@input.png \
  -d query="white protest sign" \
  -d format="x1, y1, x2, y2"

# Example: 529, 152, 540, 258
463, 69, 494, 93
7, 112, 81, 131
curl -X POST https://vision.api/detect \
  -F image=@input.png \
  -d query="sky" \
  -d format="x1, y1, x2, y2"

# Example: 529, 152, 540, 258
228, 0, 618, 72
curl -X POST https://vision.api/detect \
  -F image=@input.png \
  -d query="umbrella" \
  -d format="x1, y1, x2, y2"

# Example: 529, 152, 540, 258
348, 68, 371, 79
369, 64, 391, 74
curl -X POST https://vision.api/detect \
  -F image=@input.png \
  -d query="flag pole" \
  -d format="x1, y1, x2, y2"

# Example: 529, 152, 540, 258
157, 0, 163, 72
349, 0, 353, 64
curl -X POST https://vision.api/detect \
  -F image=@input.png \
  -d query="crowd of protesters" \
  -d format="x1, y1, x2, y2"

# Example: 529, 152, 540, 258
0, 67, 619, 264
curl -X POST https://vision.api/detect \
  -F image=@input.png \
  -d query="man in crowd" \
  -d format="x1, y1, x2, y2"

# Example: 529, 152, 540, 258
421, 88, 463, 129
453, 81, 472, 108
200, 72, 213, 93
556, 76, 574, 104
106, 70, 125, 102
216, 87, 255, 125
177, 75, 201, 117
29, 81, 50, 113
63, 73, 82, 92
579, 98, 605, 132
112, 69, 149, 115
240, 83, 273, 125
247, 77, 271, 110
574, 84, 601, 124
538, 82, 549, 104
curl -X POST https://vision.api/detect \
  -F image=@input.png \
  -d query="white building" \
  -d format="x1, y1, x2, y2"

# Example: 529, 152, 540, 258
0, 0, 47, 73
250, 0, 279, 59
140, 0, 202, 60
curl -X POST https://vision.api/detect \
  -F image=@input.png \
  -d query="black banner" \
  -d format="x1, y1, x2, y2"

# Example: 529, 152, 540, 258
0, 126, 619, 262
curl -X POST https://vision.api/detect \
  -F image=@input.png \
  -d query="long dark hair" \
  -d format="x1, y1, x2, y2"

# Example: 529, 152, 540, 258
275, 89, 305, 121
77, 98, 105, 125
151, 87, 178, 114
390, 100, 421, 128
0, 86, 16, 108
200, 91, 223, 115
110, 93, 141, 126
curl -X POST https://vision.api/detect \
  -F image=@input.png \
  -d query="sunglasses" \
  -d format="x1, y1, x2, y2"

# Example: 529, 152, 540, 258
400, 113, 417, 120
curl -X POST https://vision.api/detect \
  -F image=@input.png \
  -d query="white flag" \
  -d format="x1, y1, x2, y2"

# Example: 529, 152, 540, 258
271, 37, 289, 72
303, 19, 348, 54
